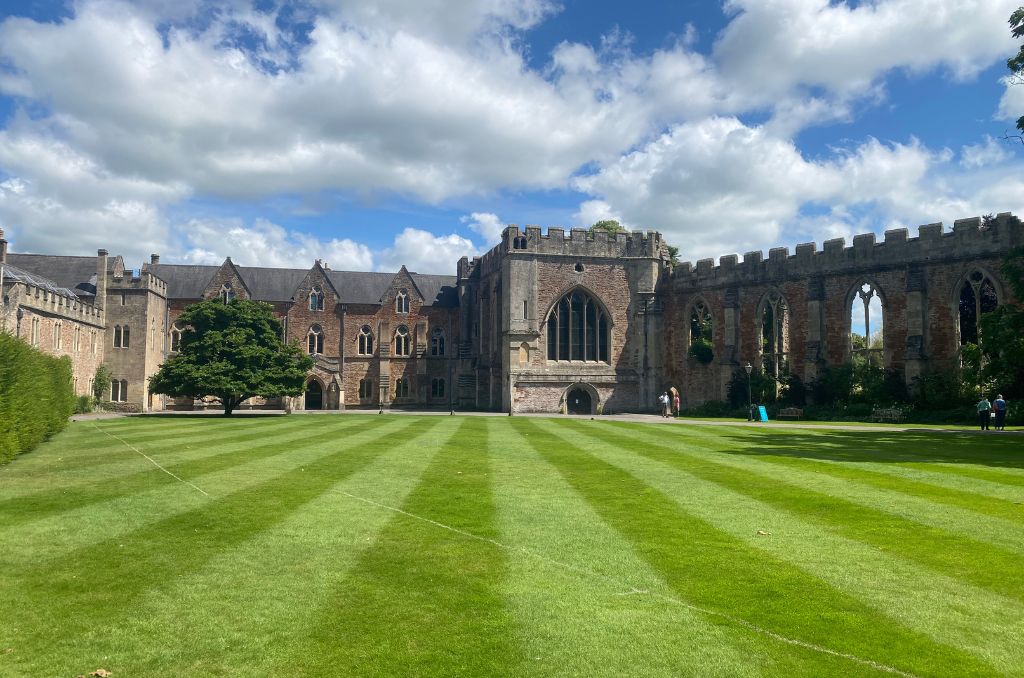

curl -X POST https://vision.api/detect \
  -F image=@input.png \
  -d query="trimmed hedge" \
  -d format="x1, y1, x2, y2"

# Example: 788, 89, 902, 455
0, 333, 75, 463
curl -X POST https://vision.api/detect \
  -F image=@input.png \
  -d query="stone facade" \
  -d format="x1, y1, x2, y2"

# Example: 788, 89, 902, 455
2, 211, 1020, 414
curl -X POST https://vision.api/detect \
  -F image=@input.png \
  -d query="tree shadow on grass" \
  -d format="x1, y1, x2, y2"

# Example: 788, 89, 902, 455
714, 428, 1024, 469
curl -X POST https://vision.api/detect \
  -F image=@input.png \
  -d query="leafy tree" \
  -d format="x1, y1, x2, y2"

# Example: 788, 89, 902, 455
1007, 7, 1024, 140
588, 219, 624, 234
980, 245, 1024, 397
666, 244, 681, 266
149, 299, 313, 416
93, 364, 112, 402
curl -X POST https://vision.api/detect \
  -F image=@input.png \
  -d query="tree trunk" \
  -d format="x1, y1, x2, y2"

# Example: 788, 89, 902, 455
223, 396, 234, 417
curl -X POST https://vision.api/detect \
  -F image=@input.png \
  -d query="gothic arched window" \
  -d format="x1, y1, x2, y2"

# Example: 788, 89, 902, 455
689, 300, 713, 363
395, 289, 409, 313
358, 325, 374, 355
394, 325, 410, 356
395, 377, 410, 398
430, 327, 445, 356
307, 324, 324, 355
759, 291, 789, 379
309, 286, 325, 311
220, 283, 235, 304
545, 289, 610, 362
958, 270, 999, 346
850, 282, 884, 365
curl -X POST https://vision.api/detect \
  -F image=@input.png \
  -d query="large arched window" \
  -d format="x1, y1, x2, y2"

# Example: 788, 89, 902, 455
689, 300, 713, 363
307, 324, 324, 354
394, 325, 410, 356
220, 283, 235, 304
309, 286, 325, 311
545, 289, 610, 362
759, 291, 789, 378
395, 289, 409, 313
958, 270, 999, 346
430, 327, 445, 356
394, 377, 410, 398
850, 282, 884, 366
358, 325, 374, 355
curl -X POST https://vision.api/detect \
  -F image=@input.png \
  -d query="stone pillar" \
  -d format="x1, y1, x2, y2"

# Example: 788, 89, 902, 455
803, 276, 826, 386
719, 287, 739, 399
904, 264, 927, 388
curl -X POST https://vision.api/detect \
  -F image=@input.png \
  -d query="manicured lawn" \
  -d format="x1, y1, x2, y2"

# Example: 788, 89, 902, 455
1, 415, 1022, 677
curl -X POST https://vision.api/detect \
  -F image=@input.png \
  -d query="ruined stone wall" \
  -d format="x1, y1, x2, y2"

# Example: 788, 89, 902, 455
666, 213, 1023, 405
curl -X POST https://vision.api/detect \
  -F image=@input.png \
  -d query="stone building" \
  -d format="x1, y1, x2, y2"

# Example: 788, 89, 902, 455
0, 211, 1020, 413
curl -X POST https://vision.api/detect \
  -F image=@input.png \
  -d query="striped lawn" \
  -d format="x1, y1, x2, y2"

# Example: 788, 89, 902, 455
1, 416, 1022, 677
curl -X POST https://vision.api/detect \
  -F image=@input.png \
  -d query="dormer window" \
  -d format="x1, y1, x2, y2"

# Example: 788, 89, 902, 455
309, 286, 325, 311
395, 289, 409, 313
220, 283, 235, 304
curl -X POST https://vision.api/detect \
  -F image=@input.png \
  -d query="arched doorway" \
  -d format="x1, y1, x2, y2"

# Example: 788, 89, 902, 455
566, 387, 592, 415
305, 379, 323, 410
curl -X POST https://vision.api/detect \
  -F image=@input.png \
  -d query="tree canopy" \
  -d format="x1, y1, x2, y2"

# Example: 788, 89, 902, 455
980, 245, 1024, 398
588, 219, 624, 234
149, 299, 313, 415
1009, 7, 1024, 136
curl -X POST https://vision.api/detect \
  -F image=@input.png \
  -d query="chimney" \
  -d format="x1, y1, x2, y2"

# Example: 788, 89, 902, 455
150, 253, 160, 265
0, 228, 7, 264
96, 249, 108, 310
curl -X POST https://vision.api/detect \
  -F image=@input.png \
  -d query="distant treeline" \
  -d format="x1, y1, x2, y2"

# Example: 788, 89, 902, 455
0, 333, 75, 463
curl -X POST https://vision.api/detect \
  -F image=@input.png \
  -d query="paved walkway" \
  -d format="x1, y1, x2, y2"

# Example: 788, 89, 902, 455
80, 408, 1019, 435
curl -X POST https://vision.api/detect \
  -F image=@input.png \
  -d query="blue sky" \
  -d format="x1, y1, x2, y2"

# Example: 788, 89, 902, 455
0, 0, 1021, 276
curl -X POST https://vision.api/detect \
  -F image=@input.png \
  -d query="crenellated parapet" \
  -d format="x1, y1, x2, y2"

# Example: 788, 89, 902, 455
498, 224, 665, 260
671, 212, 1022, 288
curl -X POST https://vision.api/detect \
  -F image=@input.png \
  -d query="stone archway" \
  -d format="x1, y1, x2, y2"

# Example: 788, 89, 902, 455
564, 382, 599, 415
305, 379, 324, 410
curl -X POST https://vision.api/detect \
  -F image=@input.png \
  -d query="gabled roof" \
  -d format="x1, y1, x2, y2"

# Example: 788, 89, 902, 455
148, 262, 458, 307
6, 253, 102, 296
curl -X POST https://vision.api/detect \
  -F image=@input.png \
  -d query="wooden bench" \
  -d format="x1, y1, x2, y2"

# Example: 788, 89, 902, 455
871, 407, 904, 423
778, 407, 804, 420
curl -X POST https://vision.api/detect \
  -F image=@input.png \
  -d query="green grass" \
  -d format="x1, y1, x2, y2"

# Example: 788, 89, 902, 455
1, 416, 1023, 677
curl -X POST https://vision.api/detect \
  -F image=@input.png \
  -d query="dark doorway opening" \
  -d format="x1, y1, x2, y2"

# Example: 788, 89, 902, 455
566, 388, 592, 415
305, 380, 323, 410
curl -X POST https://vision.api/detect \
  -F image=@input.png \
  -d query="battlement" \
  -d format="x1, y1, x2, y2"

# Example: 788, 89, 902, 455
671, 212, 1022, 288
7, 276, 105, 326
108, 266, 168, 296
493, 224, 664, 260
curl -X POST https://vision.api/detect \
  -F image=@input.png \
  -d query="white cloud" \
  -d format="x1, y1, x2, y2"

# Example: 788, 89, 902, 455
960, 135, 1012, 168
176, 218, 374, 270
573, 117, 957, 260
572, 200, 628, 230
461, 212, 505, 244
378, 228, 480, 274
715, 0, 1018, 101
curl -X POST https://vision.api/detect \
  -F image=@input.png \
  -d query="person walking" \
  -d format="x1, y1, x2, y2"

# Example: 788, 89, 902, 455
977, 396, 992, 431
673, 391, 681, 417
993, 394, 1008, 431
658, 392, 670, 418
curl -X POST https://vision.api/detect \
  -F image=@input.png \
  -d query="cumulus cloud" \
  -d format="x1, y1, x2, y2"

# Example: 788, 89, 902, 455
176, 218, 374, 269
461, 212, 505, 244
960, 135, 1012, 168
573, 117, 959, 260
378, 228, 480, 274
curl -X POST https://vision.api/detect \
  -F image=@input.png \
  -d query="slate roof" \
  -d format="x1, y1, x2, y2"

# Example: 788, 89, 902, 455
148, 263, 458, 307
2, 264, 80, 298
6, 253, 100, 296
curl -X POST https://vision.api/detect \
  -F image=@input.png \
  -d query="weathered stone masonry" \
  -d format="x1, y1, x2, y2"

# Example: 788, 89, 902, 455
2, 211, 1019, 413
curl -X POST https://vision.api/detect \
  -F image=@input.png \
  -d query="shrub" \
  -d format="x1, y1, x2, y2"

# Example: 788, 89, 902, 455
688, 337, 714, 364
74, 395, 93, 414
726, 367, 779, 407
0, 333, 75, 463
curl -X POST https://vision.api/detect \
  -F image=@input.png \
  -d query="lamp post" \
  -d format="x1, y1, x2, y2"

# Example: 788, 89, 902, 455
744, 362, 753, 421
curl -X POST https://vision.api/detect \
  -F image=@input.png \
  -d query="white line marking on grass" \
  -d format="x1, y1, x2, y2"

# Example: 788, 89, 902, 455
338, 490, 920, 678
92, 424, 210, 497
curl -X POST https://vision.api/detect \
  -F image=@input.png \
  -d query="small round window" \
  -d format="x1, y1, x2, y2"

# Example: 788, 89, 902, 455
574, 262, 585, 273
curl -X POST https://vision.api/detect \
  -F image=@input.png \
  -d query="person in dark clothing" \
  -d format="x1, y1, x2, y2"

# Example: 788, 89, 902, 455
993, 394, 1008, 431
977, 397, 992, 431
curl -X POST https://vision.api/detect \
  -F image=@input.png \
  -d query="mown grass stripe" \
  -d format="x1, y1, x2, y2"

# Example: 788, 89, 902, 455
0, 418, 444, 667
657, 425, 1024, 554
491, 423, 859, 678
0, 415, 374, 529
39, 417, 461, 678
576, 420, 1024, 605
517, 418, 997, 678
291, 417, 521, 676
